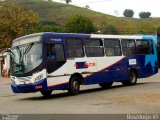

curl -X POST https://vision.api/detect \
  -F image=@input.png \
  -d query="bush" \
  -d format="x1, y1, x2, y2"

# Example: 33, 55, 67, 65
64, 15, 96, 34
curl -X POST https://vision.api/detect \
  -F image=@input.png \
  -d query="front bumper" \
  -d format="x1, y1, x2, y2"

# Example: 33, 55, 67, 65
11, 79, 48, 93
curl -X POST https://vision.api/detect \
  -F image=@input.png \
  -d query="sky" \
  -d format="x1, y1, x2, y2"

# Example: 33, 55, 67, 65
51, 0, 160, 18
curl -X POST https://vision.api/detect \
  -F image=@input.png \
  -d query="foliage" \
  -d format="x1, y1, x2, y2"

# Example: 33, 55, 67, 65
99, 21, 118, 34
103, 25, 118, 34
64, 15, 96, 34
33, 20, 63, 33
64, 0, 72, 4
123, 9, 134, 17
40, 19, 58, 26
0, 0, 39, 52
139, 12, 151, 18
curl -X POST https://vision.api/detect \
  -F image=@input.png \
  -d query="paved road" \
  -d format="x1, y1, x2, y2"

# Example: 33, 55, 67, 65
0, 73, 160, 114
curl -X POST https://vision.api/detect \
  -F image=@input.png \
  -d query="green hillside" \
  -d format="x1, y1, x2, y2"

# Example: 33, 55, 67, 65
13, 0, 160, 34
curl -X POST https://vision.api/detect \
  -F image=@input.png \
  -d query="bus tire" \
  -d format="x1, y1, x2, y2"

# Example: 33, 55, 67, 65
40, 90, 52, 97
122, 70, 137, 86
68, 76, 80, 95
99, 82, 113, 89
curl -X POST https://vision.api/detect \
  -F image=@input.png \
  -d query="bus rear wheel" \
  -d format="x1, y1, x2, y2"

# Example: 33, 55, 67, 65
99, 82, 113, 89
68, 76, 80, 95
40, 90, 52, 97
122, 70, 137, 86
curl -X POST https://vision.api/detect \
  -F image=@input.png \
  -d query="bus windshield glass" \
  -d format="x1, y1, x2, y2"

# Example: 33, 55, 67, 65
10, 43, 42, 76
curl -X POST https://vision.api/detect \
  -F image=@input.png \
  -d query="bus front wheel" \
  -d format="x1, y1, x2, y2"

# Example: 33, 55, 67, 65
99, 82, 113, 89
122, 70, 137, 86
68, 76, 80, 95
40, 90, 52, 97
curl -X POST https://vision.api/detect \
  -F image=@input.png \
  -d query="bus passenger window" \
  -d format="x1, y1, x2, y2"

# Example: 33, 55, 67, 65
121, 39, 136, 56
136, 40, 150, 54
66, 39, 84, 58
104, 39, 121, 56
84, 39, 104, 57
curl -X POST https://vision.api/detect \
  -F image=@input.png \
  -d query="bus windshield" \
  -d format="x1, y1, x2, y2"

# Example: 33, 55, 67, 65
10, 43, 42, 76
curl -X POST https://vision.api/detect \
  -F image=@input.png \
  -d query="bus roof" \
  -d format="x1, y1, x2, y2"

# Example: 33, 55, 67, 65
13, 32, 156, 43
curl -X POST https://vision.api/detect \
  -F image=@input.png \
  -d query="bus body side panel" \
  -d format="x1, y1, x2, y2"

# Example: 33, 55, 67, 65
46, 38, 158, 90
82, 55, 158, 85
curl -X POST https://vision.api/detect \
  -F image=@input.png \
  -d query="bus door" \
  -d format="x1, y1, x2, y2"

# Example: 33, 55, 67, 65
46, 43, 66, 75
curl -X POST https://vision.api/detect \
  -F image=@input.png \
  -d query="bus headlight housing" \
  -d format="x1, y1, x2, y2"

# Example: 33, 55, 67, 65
35, 74, 44, 82
33, 69, 47, 82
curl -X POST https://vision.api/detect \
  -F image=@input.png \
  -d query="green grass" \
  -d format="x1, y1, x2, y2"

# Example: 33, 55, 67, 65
13, 0, 160, 34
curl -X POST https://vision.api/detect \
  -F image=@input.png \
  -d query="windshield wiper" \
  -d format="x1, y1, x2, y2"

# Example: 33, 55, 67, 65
24, 43, 34, 55
10, 50, 15, 57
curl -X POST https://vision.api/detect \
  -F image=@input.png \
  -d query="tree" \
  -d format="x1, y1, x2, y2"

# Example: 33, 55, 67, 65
139, 12, 151, 18
0, 0, 39, 52
85, 5, 89, 9
64, 0, 72, 4
64, 15, 96, 34
123, 9, 134, 17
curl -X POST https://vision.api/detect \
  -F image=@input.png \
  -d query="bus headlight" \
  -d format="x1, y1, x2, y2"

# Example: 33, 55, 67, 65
33, 69, 47, 82
35, 74, 44, 82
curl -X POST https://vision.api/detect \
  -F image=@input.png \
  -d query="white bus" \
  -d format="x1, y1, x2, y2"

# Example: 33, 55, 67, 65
10, 33, 158, 97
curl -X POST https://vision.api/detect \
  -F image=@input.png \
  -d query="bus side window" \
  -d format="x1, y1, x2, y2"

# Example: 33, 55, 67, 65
104, 39, 121, 56
121, 39, 136, 56
136, 40, 150, 54
47, 44, 56, 61
47, 44, 65, 61
66, 39, 84, 58
55, 44, 65, 60
84, 39, 104, 57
